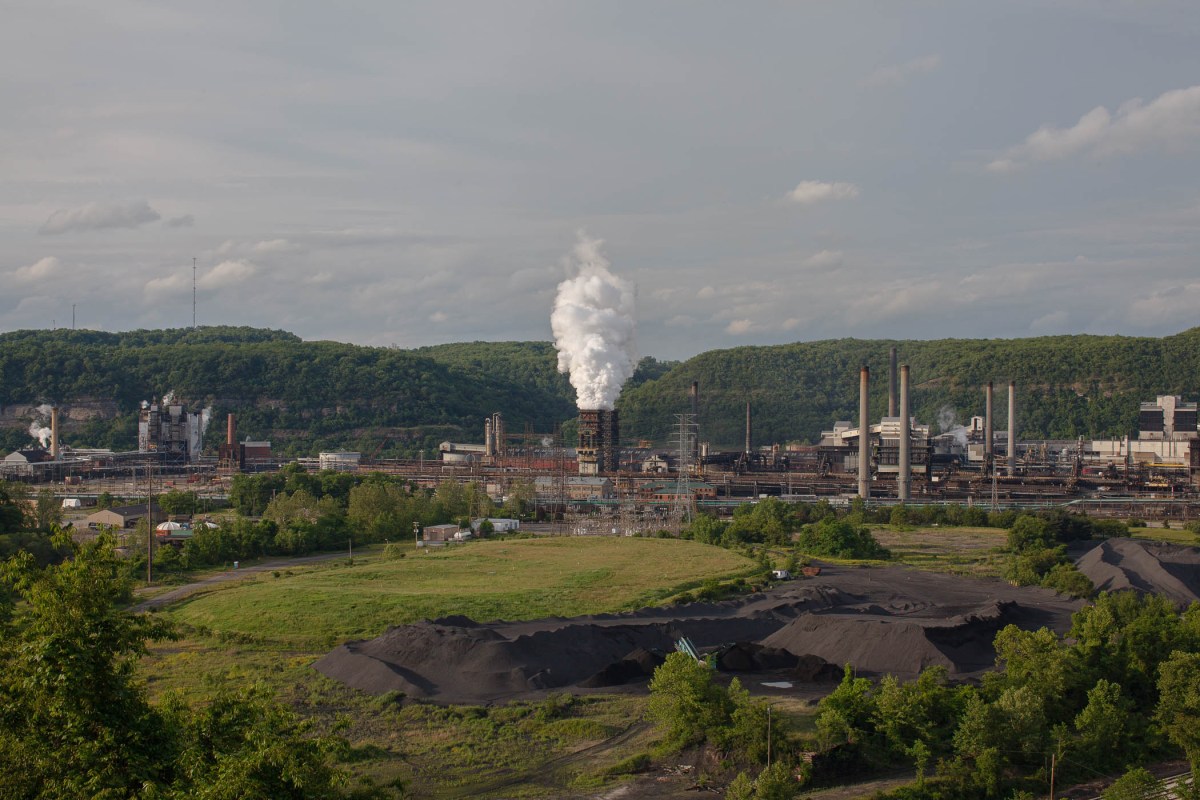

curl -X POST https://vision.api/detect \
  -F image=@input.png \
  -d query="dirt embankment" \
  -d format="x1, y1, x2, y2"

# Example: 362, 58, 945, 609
313, 563, 1085, 704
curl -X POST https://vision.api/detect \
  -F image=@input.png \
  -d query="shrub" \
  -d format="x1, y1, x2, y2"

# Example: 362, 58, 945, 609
1127, 518, 1147, 528
795, 519, 890, 560
1040, 563, 1094, 598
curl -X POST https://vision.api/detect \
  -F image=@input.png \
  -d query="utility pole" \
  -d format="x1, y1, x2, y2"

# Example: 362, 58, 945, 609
413, 520, 420, 550
146, 462, 154, 587
767, 706, 773, 768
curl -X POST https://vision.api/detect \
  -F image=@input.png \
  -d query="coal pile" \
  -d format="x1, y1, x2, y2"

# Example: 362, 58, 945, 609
1075, 537, 1200, 607
313, 563, 1085, 703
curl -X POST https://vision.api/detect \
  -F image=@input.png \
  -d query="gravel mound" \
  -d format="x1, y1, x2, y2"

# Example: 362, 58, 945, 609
761, 600, 1020, 676
1075, 537, 1200, 607
312, 563, 1083, 702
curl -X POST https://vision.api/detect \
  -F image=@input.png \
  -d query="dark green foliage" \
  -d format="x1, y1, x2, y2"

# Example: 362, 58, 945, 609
6, 325, 1200, 453
1040, 562, 1095, 598
795, 518, 890, 560
648, 653, 786, 771
1101, 768, 1161, 800
0, 532, 383, 798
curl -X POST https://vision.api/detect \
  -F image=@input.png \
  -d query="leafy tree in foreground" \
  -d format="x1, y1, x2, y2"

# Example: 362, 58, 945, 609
0, 532, 384, 799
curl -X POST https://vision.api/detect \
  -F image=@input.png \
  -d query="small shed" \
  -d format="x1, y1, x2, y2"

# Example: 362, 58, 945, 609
85, 504, 167, 530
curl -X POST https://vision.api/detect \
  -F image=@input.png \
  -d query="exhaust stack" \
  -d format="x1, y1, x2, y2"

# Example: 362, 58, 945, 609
1008, 381, 1017, 476
858, 366, 870, 499
888, 347, 898, 418
898, 365, 910, 501
985, 381, 994, 472
50, 406, 60, 460
226, 413, 236, 447
744, 401, 752, 457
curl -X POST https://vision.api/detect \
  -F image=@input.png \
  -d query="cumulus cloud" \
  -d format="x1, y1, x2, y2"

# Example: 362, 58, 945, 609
39, 200, 161, 234
785, 180, 860, 206
164, 214, 194, 228
696, 286, 716, 299
1129, 281, 1200, 326
861, 54, 941, 88
11, 256, 62, 283
725, 319, 754, 335
252, 238, 299, 254
988, 84, 1200, 172
803, 249, 844, 269
144, 259, 257, 299
200, 259, 257, 288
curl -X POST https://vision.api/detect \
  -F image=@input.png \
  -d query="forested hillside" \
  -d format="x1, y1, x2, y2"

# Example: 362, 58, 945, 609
2, 326, 1199, 455
623, 328, 1200, 448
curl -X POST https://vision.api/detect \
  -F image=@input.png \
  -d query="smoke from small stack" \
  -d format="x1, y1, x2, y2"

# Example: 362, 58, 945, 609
937, 405, 970, 447
551, 233, 637, 411
28, 404, 54, 449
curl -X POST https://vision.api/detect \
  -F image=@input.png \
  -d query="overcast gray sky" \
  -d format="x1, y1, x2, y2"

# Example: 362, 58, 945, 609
3, 1, 1199, 359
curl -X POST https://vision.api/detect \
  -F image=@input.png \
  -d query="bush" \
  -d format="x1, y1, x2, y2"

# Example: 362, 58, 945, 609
1040, 562, 1094, 598
1127, 518, 1147, 528
795, 519, 890, 560
1004, 547, 1065, 586
382, 543, 406, 560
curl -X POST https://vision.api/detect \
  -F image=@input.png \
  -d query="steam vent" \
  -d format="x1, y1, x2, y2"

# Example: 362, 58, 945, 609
578, 409, 619, 475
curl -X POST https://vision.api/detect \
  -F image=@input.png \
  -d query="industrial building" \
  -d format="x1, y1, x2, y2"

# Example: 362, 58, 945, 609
138, 398, 206, 463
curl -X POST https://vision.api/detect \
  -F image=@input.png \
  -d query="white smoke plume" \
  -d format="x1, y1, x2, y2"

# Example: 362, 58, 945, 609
200, 406, 213, 437
28, 404, 54, 448
551, 233, 637, 411
936, 405, 970, 447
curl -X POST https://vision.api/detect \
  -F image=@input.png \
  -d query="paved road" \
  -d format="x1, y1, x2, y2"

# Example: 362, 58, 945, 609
130, 551, 349, 612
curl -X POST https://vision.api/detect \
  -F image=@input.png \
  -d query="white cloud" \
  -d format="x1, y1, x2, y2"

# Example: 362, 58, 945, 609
199, 260, 257, 289
696, 286, 716, 299
164, 214, 194, 228
1030, 310, 1069, 332
252, 238, 299, 254
861, 54, 941, 88
429, 310, 449, 323
39, 200, 161, 235
785, 181, 860, 206
988, 85, 1200, 171
725, 319, 754, 335
1129, 281, 1200, 326
144, 259, 257, 299
665, 314, 695, 327
803, 249, 844, 269
11, 256, 62, 283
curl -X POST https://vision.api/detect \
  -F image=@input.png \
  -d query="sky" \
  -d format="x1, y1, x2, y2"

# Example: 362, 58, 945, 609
2, 1, 1199, 360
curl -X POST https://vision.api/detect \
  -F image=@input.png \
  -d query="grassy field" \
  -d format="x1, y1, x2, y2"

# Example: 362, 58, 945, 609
143, 535, 758, 798
166, 536, 757, 648
867, 525, 1010, 576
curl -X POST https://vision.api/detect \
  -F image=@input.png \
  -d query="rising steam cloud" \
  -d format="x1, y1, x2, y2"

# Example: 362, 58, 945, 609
28, 404, 54, 448
551, 234, 637, 411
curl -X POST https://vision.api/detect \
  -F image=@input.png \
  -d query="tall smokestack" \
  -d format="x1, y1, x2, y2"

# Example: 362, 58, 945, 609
226, 413, 235, 447
50, 406, 60, 460
985, 381, 994, 472
859, 366, 870, 500
898, 365, 910, 501
744, 401, 752, 457
485, 418, 494, 457
888, 347, 898, 418
1008, 381, 1017, 477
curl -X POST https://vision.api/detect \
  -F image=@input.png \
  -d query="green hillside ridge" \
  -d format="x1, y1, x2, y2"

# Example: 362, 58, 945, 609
2, 325, 1199, 455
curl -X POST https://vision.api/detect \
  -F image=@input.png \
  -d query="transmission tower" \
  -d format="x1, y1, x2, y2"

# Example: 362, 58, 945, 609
669, 413, 697, 534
